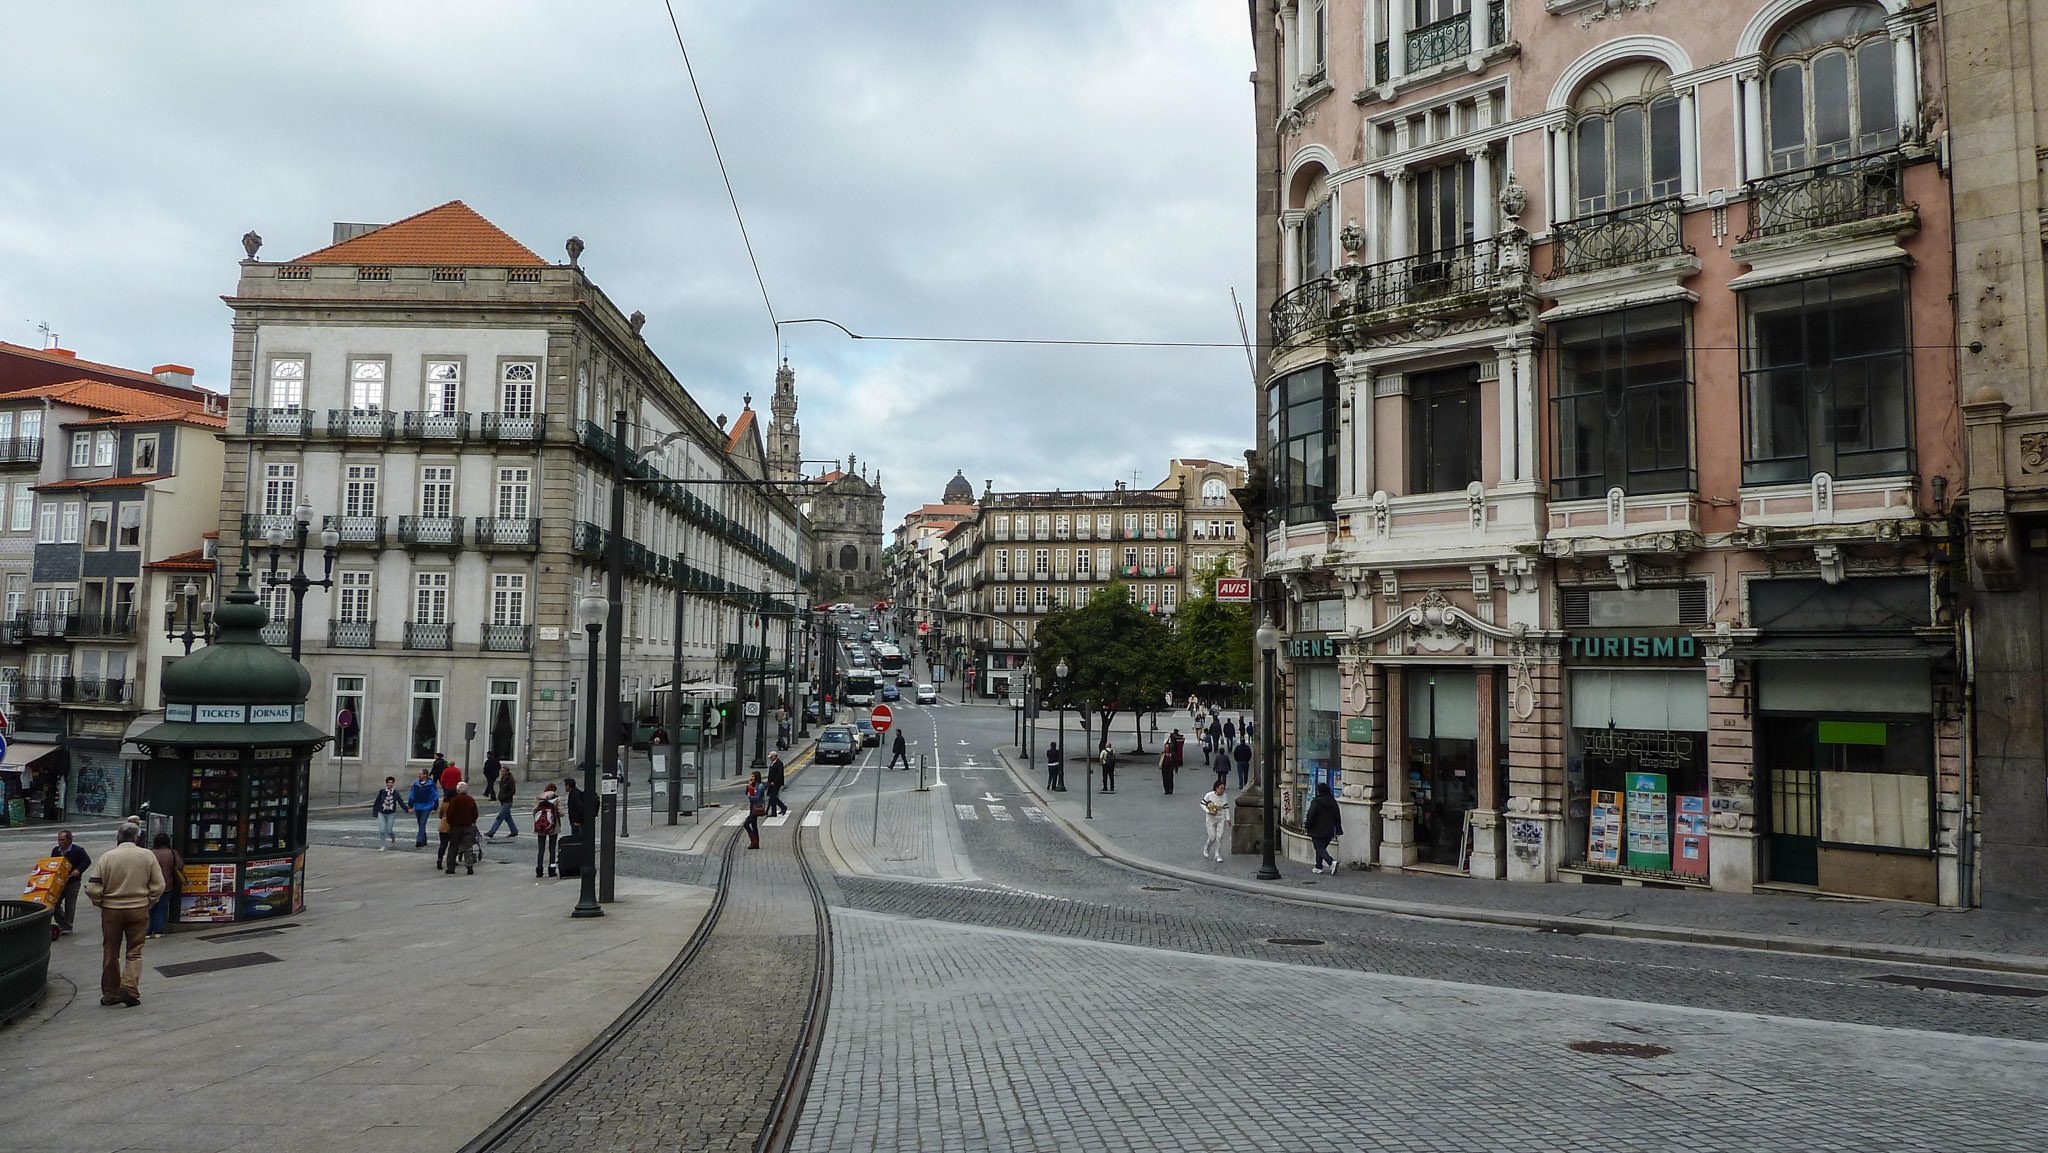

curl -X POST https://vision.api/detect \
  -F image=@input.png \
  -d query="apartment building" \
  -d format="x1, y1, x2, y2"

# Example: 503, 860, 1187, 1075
1254, 1, 1963, 902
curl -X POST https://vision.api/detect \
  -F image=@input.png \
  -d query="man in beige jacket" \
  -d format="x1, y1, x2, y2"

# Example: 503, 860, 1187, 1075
85, 825, 165, 1007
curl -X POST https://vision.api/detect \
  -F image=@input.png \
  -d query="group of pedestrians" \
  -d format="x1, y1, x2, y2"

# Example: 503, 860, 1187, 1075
367, 752, 591, 878
45, 824, 174, 1008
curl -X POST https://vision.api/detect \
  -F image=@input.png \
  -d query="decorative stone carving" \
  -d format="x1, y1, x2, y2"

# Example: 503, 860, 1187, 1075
1370, 490, 1391, 540
241, 231, 262, 259
629, 310, 647, 335
1606, 486, 1626, 528
1495, 224, 1531, 273
1378, 567, 1401, 605
1497, 177, 1527, 224
1578, 0, 1657, 30
1409, 588, 1475, 654
565, 236, 585, 268
1466, 481, 1487, 532
2021, 431, 2048, 473
1413, 318, 1446, 340
1340, 219, 1365, 257
1815, 543, 1845, 586
1609, 553, 1637, 590
1471, 564, 1493, 603
1498, 556, 1537, 594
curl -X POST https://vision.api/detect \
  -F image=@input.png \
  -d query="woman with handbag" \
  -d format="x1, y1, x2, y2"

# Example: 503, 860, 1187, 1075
743, 771, 765, 850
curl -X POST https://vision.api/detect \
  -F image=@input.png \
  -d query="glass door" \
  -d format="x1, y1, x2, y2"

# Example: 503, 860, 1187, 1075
1761, 716, 1820, 885
1407, 669, 1478, 866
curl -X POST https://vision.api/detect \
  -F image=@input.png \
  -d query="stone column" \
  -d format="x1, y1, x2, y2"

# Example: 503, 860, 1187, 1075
1469, 145, 1495, 241
1890, 24, 1918, 140
1468, 0, 1489, 56
1705, 670, 1758, 892
1505, 659, 1564, 882
1548, 125, 1572, 229
1355, 364, 1376, 495
1388, 171, 1412, 261
1388, 0, 1408, 81
1739, 70, 1765, 183
1379, 663, 1418, 867
1339, 657, 1383, 867
1677, 88, 1699, 196
1280, 5, 1299, 94
1469, 666, 1506, 878
1282, 215, 1303, 289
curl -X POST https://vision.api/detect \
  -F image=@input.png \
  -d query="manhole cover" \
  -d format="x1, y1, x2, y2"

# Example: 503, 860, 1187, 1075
1570, 1040, 1671, 1058
1142, 885, 1182, 891
157, 951, 282, 979
1267, 937, 1325, 947
1864, 974, 2048, 998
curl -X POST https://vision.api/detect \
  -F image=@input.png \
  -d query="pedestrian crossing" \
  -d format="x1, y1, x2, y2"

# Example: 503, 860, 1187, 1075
953, 803, 1050, 823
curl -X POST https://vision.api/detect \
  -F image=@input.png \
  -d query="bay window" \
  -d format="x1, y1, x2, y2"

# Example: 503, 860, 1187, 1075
1742, 267, 1911, 485
1266, 364, 1337, 524
1552, 303, 1692, 500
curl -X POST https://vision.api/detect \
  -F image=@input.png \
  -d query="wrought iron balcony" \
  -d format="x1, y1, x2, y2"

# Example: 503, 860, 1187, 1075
481, 411, 544, 442
0, 436, 43, 465
0, 617, 24, 646
480, 623, 532, 652
404, 621, 453, 650
571, 520, 607, 558
71, 612, 137, 638
328, 619, 375, 649
400, 411, 470, 440
1406, 11, 1470, 72
27, 613, 78, 638
1742, 152, 1907, 242
1547, 197, 1689, 279
326, 409, 392, 439
73, 678, 133, 705
397, 515, 464, 549
323, 515, 386, 548
1358, 240, 1499, 313
241, 513, 299, 541
1271, 277, 1334, 344
475, 517, 541, 550
260, 621, 290, 647
17, 677, 64, 703
245, 408, 307, 436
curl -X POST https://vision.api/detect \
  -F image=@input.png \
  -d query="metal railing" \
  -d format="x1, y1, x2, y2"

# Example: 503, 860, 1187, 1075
245, 408, 307, 436
1358, 240, 1498, 313
323, 515, 386, 547
400, 411, 470, 440
73, 678, 133, 705
480, 623, 532, 652
398, 515, 464, 548
404, 621, 452, 650
1547, 197, 1689, 278
25, 614, 78, 638
0, 436, 43, 464
260, 621, 290, 646
1271, 277, 1334, 344
474, 517, 541, 549
70, 612, 137, 638
1406, 11, 1470, 72
481, 411, 544, 442
1742, 152, 1907, 241
328, 619, 375, 649
326, 409, 392, 438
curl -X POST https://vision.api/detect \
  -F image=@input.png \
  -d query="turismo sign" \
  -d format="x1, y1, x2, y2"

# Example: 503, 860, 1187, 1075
1567, 634, 1697, 660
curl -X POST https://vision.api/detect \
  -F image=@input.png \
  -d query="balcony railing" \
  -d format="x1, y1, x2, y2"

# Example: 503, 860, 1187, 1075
1358, 240, 1498, 313
26, 614, 78, 638
401, 411, 470, 440
475, 517, 541, 550
481, 623, 532, 652
70, 612, 137, 638
405, 621, 452, 650
242, 513, 297, 541
481, 411, 544, 442
1406, 11, 1470, 72
398, 515, 464, 549
1271, 277, 1334, 344
1547, 197, 1689, 279
326, 409, 393, 438
0, 436, 43, 465
259, 621, 290, 646
323, 515, 386, 548
245, 408, 307, 436
1742, 152, 1907, 241
572, 520, 607, 558
74, 678, 133, 705
329, 619, 375, 649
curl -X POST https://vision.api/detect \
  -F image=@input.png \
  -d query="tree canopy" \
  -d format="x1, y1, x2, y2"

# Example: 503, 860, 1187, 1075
1176, 558, 1253, 696
1031, 581, 1189, 748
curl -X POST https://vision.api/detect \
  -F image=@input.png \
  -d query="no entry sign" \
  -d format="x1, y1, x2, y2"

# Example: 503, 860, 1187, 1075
1216, 577, 1252, 603
869, 704, 894, 733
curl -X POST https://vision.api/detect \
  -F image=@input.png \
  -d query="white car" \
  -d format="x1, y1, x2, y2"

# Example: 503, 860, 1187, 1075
915, 684, 938, 704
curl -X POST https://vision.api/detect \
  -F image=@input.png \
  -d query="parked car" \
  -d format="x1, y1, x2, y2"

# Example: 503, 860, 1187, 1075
854, 718, 880, 746
915, 683, 938, 705
815, 726, 858, 764
880, 684, 901, 702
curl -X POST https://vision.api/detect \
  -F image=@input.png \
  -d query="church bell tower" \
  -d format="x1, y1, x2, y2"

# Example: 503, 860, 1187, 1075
766, 359, 799, 484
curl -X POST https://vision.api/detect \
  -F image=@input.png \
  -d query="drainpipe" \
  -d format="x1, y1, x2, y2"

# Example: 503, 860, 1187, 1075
1960, 606, 1977, 907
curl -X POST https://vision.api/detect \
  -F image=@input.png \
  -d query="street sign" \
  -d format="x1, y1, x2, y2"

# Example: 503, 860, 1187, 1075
1217, 577, 1252, 603
918, 621, 929, 634
744, 700, 761, 717
869, 704, 894, 733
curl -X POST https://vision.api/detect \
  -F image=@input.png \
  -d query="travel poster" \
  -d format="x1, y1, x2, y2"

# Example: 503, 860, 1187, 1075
1625, 771, 1671, 872
181, 863, 238, 923
240, 856, 294, 920
1588, 790, 1623, 865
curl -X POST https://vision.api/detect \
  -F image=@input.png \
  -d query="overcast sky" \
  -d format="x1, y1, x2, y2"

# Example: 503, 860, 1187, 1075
0, 1, 1255, 527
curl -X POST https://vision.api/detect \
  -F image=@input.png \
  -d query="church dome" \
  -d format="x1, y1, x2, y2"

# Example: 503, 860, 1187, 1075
942, 469, 973, 505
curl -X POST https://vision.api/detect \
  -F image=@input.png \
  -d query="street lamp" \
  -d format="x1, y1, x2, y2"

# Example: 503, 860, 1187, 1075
262, 502, 339, 661
573, 583, 608, 919
1054, 657, 1076, 806
1255, 614, 1283, 880
164, 579, 212, 655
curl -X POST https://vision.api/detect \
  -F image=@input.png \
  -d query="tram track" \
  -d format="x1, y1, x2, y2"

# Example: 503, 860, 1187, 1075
462, 753, 849, 1153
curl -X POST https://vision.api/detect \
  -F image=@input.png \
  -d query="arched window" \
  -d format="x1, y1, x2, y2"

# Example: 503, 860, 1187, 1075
1572, 61, 1681, 215
1765, 4, 1896, 172
839, 544, 859, 571
1288, 166, 1334, 287
1201, 477, 1228, 507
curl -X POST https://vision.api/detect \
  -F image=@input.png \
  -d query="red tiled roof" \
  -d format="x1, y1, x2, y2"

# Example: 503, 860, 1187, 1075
10, 378, 224, 426
913, 503, 975, 518
147, 548, 214, 572
724, 409, 756, 454
812, 469, 847, 483
72, 410, 226, 429
289, 201, 549, 267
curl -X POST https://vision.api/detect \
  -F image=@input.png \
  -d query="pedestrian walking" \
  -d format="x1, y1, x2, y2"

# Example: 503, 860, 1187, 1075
1099, 742, 1117, 793
1207, 715, 1223, 757
532, 783, 562, 877
1158, 745, 1176, 795
743, 772, 765, 850
563, 778, 590, 843
1233, 739, 1253, 789
438, 756, 463, 798
84, 825, 163, 1007
1200, 781, 1233, 863
482, 751, 503, 801
1169, 729, 1186, 773
408, 768, 438, 848
146, 833, 184, 939
766, 754, 788, 817
1223, 718, 1236, 743
888, 729, 910, 770
48, 829, 91, 935
1305, 782, 1344, 874
486, 771, 519, 838
371, 776, 403, 850
443, 783, 480, 875
1045, 741, 1065, 791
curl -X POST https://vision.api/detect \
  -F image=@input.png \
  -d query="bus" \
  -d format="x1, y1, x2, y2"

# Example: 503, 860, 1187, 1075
843, 669, 880, 707
873, 643, 906, 674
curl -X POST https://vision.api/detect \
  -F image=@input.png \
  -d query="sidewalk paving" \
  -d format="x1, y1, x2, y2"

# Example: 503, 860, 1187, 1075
993, 745, 2048, 976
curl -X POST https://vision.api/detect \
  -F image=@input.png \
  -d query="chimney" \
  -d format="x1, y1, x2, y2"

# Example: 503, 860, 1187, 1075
332, 222, 381, 245
153, 364, 196, 389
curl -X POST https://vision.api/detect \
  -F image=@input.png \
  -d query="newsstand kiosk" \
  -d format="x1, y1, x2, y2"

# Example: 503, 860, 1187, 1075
131, 565, 329, 925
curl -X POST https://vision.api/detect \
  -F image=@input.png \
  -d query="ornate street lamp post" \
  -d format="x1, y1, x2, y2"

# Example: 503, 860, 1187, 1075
573, 584, 608, 919
164, 580, 211, 655
262, 503, 339, 661
1255, 615, 1283, 880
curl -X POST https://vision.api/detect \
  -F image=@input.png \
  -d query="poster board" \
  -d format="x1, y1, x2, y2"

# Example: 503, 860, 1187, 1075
1674, 794, 1709, 877
181, 863, 237, 922
1588, 790, 1623, 865
240, 857, 295, 919
1625, 771, 1671, 872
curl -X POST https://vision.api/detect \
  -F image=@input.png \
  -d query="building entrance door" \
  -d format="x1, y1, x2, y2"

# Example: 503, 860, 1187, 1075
1406, 669, 1478, 867
1761, 716, 1820, 885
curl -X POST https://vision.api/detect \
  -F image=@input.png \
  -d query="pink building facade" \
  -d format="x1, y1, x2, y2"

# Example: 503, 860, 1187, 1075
1252, 0, 1966, 903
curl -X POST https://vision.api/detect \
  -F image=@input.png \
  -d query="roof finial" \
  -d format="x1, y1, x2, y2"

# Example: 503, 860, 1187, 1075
742, 392, 752, 409
629, 310, 646, 336
241, 231, 262, 260
565, 236, 584, 268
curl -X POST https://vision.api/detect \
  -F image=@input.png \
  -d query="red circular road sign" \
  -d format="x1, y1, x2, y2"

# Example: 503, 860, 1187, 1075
868, 704, 894, 733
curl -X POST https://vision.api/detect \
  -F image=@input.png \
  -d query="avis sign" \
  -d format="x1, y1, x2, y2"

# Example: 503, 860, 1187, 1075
1215, 578, 1252, 603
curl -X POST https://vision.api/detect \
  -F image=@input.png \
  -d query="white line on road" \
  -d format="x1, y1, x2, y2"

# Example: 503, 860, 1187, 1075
954, 804, 980, 821
987, 805, 1011, 821
724, 811, 746, 826
802, 811, 822, 827
1021, 807, 1049, 823
763, 815, 790, 827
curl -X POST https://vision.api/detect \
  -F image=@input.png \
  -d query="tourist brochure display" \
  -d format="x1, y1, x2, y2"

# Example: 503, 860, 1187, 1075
1625, 772, 1671, 872
1588, 790, 1623, 865
1675, 793, 1710, 877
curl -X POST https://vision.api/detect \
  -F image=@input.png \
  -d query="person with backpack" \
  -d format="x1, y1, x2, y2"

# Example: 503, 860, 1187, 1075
1098, 741, 1117, 794
371, 776, 404, 850
765, 755, 788, 817
407, 768, 439, 848
485, 770, 519, 839
531, 783, 561, 877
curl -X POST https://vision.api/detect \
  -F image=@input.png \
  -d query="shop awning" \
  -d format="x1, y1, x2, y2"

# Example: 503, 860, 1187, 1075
0, 740, 61, 773
1724, 636, 1954, 662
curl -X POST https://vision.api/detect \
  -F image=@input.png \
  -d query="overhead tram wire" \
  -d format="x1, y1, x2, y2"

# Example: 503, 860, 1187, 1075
663, 0, 779, 362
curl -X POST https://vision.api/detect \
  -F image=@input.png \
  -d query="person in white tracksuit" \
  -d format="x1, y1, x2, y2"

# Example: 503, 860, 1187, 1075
1200, 781, 1232, 863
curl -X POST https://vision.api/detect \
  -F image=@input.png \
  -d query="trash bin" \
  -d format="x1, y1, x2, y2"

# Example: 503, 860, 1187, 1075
557, 835, 585, 878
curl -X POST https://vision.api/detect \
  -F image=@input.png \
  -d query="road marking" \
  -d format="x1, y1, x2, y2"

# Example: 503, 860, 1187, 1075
987, 805, 1011, 821
802, 811, 822, 827
724, 811, 746, 826
1021, 807, 1049, 823
762, 815, 790, 827
954, 804, 980, 821
980, 792, 1002, 803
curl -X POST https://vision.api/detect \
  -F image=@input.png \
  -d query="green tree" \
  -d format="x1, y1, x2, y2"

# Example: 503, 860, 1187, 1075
1177, 558, 1253, 700
1033, 581, 1190, 753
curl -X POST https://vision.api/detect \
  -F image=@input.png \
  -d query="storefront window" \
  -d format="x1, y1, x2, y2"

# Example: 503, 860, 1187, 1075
1406, 668, 1484, 866
1567, 668, 1708, 873
333, 675, 365, 759
408, 677, 442, 761
1287, 664, 1340, 828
